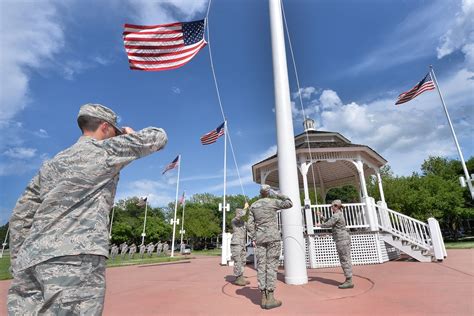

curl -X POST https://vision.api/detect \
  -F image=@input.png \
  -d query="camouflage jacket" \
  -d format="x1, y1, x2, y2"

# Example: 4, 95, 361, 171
9, 127, 167, 272
247, 194, 293, 244
230, 217, 247, 246
320, 211, 350, 243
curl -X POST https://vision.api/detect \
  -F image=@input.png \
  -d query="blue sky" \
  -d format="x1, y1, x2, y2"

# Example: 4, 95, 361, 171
1, 0, 473, 224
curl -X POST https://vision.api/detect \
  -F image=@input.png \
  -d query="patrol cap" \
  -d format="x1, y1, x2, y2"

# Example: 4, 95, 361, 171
331, 199, 344, 209
260, 184, 271, 195
78, 103, 123, 135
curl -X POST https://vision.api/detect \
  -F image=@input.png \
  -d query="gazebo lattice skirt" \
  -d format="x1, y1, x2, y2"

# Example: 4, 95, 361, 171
297, 232, 400, 268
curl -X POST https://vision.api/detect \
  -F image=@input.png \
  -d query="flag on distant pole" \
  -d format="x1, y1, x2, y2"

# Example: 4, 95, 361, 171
395, 72, 435, 105
123, 19, 207, 71
162, 155, 180, 174
200, 122, 225, 145
178, 191, 186, 205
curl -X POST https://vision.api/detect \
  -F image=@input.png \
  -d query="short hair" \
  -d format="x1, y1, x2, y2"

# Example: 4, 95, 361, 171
77, 115, 105, 133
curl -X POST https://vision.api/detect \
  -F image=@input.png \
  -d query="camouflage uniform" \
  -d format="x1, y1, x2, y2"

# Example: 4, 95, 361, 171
156, 242, 163, 256
139, 244, 146, 258
146, 243, 155, 257
162, 243, 169, 255
7, 103, 167, 315
320, 211, 352, 278
110, 244, 118, 260
128, 244, 137, 259
230, 209, 248, 278
120, 243, 129, 259
247, 194, 293, 291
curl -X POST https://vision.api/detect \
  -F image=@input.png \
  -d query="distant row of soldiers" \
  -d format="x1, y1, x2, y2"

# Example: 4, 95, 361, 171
109, 241, 171, 260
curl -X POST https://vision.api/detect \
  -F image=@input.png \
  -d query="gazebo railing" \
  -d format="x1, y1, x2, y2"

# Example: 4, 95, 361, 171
374, 204, 432, 250
308, 203, 369, 230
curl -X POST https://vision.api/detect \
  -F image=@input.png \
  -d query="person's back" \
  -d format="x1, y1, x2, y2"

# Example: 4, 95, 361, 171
248, 197, 292, 244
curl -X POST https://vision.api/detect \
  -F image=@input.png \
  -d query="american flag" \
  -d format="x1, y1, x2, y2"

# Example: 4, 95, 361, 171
200, 122, 225, 145
178, 191, 186, 205
395, 73, 435, 105
123, 19, 207, 71
162, 155, 180, 174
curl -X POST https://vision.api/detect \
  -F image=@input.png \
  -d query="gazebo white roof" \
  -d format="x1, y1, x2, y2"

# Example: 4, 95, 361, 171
252, 120, 387, 196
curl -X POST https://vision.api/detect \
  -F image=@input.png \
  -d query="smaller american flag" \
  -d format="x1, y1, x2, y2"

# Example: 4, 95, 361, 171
162, 155, 180, 174
395, 72, 435, 105
200, 122, 225, 145
178, 191, 186, 205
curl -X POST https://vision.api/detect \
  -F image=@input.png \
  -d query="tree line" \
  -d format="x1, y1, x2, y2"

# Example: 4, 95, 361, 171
0, 156, 472, 246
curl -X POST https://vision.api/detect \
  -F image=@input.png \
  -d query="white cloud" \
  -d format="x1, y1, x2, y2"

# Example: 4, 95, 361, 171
172, 87, 182, 94
437, 0, 474, 69
125, 0, 208, 25
34, 129, 49, 138
116, 179, 175, 207
3, 147, 37, 159
0, 0, 65, 123
292, 87, 319, 100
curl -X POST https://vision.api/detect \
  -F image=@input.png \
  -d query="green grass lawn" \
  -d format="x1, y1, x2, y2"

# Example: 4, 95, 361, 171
0, 252, 194, 280
444, 241, 474, 249
192, 248, 221, 256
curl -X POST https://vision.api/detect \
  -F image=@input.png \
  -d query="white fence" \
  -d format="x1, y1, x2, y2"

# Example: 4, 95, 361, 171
309, 203, 369, 230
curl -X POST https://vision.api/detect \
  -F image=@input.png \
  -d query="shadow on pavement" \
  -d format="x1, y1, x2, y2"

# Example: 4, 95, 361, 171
235, 287, 261, 306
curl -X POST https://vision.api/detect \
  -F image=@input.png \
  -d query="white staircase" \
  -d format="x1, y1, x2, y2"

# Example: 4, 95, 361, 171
375, 203, 447, 262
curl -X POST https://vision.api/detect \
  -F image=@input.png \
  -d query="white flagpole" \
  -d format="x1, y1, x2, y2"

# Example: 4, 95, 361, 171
141, 198, 148, 246
109, 206, 115, 239
268, 0, 308, 284
0, 227, 9, 258
171, 155, 181, 257
179, 192, 186, 251
220, 121, 228, 265
430, 66, 474, 200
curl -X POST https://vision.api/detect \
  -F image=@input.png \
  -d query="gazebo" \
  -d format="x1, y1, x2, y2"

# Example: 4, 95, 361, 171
251, 118, 446, 268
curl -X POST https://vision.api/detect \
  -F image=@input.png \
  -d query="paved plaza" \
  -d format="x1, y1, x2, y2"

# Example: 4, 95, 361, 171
1, 249, 472, 315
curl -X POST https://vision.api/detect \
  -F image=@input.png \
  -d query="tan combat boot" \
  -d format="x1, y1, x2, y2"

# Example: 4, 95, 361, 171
234, 275, 249, 286
260, 290, 267, 309
265, 290, 282, 309
338, 277, 354, 289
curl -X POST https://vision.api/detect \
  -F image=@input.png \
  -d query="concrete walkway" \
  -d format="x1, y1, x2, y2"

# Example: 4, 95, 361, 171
1, 249, 473, 315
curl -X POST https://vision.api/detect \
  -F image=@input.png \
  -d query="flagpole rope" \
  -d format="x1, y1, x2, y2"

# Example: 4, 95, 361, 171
281, 0, 319, 204
205, 1, 248, 202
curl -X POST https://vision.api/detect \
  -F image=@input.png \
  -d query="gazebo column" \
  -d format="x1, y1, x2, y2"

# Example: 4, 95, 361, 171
376, 171, 387, 205
298, 161, 317, 268
376, 170, 391, 229
355, 159, 378, 231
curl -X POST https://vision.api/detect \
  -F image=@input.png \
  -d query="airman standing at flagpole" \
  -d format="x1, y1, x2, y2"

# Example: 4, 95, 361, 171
247, 185, 293, 310
230, 203, 250, 286
7, 103, 167, 315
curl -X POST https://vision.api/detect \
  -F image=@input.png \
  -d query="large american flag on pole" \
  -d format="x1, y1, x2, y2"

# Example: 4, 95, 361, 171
123, 19, 207, 71
162, 155, 180, 174
395, 72, 435, 105
200, 122, 225, 145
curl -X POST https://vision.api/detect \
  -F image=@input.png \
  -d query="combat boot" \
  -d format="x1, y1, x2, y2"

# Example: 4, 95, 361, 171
260, 290, 267, 309
234, 275, 249, 286
265, 290, 282, 309
338, 277, 354, 289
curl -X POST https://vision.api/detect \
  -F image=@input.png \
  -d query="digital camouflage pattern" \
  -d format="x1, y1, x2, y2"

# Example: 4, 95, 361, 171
9, 127, 167, 273
248, 193, 292, 290
320, 211, 352, 278
8, 255, 106, 316
255, 241, 281, 291
231, 209, 247, 277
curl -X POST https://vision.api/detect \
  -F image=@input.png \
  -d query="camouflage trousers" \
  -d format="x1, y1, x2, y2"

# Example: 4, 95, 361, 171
230, 244, 247, 277
255, 241, 281, 291
335, 240, 352, 278
8, 254, 106, 316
